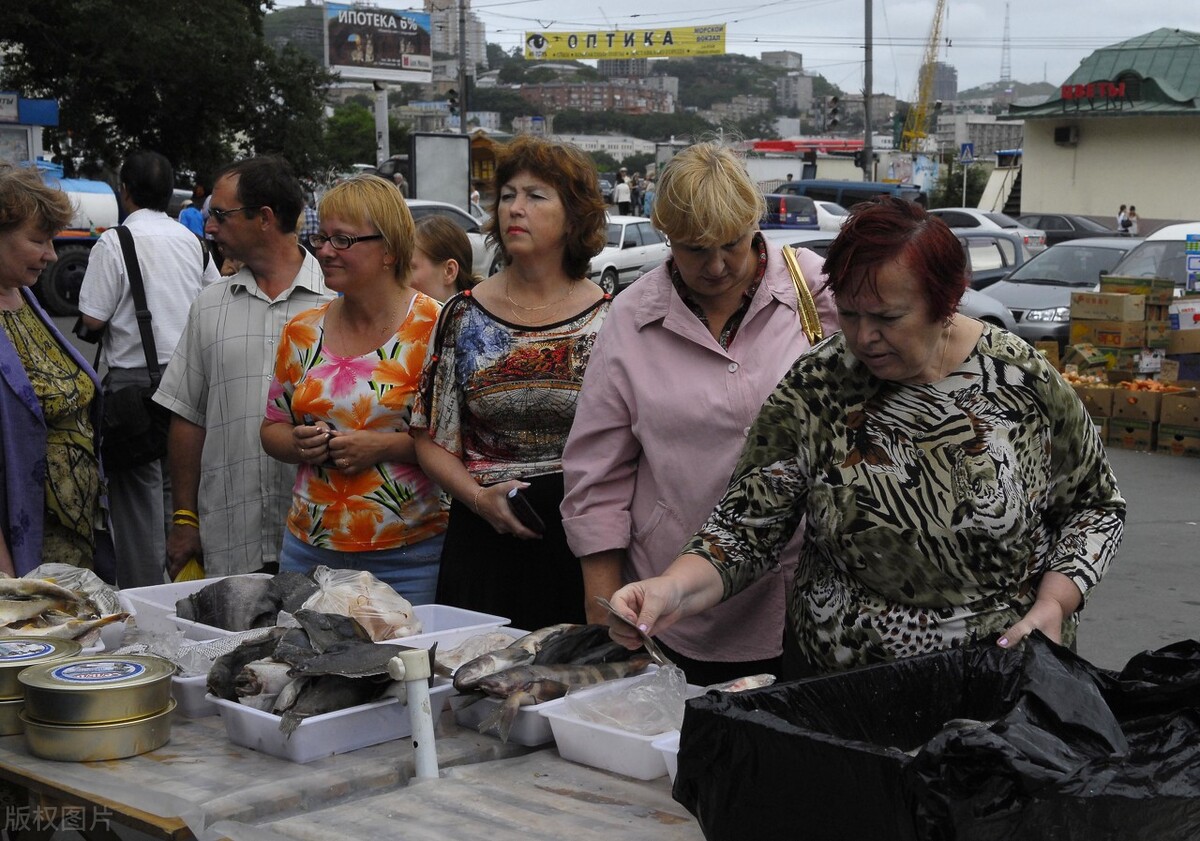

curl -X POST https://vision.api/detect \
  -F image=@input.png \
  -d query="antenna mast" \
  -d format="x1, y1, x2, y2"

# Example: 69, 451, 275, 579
1000, 2, 1012, 86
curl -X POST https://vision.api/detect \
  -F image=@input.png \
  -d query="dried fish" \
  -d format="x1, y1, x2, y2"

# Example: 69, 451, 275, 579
277, 673, 394, 735
435, 631, 527, 676
175, 576, 277, 631
476, 655, 654, 743
3, 612, 128, 642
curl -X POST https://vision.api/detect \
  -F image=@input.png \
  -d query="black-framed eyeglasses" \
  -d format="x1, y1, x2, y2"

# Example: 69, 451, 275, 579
307, 233, 384, 250
209, 205, 263, 223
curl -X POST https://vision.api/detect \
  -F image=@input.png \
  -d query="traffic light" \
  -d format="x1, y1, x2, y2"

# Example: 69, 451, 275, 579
447, 89, 459, 116
827, 96, 840, 130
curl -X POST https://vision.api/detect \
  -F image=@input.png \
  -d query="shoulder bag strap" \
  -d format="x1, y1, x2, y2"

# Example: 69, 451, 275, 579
114, 225, 162, 385
781, 245, 824, 345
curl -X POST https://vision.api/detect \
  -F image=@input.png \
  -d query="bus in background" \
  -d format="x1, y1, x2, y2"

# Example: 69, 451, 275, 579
776, 179, 925, 210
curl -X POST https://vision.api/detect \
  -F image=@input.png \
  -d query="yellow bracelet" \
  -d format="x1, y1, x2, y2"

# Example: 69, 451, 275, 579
472, 486, 485, 514
173, 519, 199, 529
173, 509, 199, 521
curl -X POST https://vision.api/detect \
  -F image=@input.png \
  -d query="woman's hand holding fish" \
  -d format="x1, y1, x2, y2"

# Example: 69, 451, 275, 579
607, 553, 728, 650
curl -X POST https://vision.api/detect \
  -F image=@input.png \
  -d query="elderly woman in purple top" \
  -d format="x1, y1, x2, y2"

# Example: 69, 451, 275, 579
0, 164, 112, 580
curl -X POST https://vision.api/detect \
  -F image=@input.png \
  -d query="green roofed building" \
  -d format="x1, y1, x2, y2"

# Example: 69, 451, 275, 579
1008, 28, 1200, 224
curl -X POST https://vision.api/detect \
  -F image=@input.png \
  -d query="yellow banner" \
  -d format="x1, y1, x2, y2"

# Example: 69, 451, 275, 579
523, 25, 726, 60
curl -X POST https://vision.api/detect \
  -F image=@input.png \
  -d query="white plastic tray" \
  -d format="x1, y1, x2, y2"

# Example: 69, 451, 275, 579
171, 602, 508, 643
538, 673, 701, 780
652, 731, 681, 783
172, 674, 216, 718
209, 681, 453, 764
122, 574, 270, 636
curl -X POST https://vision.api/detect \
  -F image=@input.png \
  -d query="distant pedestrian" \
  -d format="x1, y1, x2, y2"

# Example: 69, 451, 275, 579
1127, 206, 1139, 236
614, 177, 632, 215
1117, 204, 1129, 233
178, 200, 204, 237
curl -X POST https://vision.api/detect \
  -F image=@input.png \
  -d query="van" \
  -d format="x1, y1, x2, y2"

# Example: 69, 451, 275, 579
776, 180, 924, 210
761, 193, 819, 229
1105, 221, 1200, 294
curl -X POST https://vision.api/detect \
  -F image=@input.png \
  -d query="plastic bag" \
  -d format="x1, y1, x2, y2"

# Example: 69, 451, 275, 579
172, 558, 205, 583
299, 566, 422, 641
564, 665, 690, 735
674, 633, 1200, 841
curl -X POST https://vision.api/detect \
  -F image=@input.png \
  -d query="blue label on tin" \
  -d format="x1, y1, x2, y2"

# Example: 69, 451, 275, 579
0, 641, 55, 661
50, 660, 147, 684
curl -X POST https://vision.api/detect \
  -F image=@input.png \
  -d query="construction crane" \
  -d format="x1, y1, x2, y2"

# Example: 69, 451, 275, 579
900, 0, 948, 153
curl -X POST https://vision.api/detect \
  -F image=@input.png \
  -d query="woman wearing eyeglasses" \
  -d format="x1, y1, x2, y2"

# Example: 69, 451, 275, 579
260, 175, 447, 603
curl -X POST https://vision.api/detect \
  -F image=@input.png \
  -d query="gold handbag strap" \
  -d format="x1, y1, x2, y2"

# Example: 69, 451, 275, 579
782, 245, 824, 345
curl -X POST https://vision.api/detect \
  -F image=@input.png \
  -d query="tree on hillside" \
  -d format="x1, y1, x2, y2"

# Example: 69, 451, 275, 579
0, 0, 334, 180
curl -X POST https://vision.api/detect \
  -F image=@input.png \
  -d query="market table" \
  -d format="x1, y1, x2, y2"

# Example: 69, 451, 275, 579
203, 750, 704, 841
0, 709, 532, 840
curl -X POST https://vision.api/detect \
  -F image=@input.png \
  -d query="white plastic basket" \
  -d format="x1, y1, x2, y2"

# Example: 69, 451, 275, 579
121, 574, 270, 636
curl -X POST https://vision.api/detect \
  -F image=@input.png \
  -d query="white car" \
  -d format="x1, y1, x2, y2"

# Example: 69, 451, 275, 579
927, 207, 1047, 256
815, 201, 849, 232
588, 214, 670, 293
405, 199, 502, 277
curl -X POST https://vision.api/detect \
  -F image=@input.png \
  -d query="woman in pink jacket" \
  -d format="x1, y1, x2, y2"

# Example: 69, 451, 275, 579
561, 142, 840, 685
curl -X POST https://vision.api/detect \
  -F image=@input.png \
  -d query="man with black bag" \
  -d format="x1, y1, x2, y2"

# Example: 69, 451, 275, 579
77, 150, 220, 587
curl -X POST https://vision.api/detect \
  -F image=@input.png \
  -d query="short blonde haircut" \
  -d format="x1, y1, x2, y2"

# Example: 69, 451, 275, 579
0, 163, 74, 235
650, 142, 765, 248
318, 174, 414, 282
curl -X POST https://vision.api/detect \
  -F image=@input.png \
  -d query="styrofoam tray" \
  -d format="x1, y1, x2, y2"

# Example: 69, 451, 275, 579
209, 681, 454, 764
538, 673, 701, 780
170, 602, 508, 643
652, 731, 681, 783
122, 574, 271, 636
172, 673, 216, 718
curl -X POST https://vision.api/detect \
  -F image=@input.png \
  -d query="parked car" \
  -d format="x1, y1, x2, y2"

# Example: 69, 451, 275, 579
1104, 221, 1200, 294
405, 198, 502, 277
760, 193, 819, 230
1017, 213, 1114, 247
929, 207, 1047, 256
598, 180, 613, 201
984, 237, 1141, 349
587, 214, 670, 293
815, 200, 850, 232
951, 229, 1028, 289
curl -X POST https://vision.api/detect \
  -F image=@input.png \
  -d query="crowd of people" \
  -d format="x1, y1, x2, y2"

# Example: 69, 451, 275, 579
0, 138, 1124, 687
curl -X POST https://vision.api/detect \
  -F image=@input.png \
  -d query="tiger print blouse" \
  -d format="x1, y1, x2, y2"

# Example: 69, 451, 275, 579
682, 324, 1126, 674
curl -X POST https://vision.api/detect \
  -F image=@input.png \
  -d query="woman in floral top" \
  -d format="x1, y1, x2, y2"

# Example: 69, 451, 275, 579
412, 136, 611, 631
606, 197, 1125, 677
262, 175, 446, 603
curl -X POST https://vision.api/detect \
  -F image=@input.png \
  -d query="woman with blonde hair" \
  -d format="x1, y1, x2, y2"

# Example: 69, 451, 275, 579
0, 164, 113, 578
261, 174, 446, 602
409, 215, 479, 302
412, 136, 611, 631
561, 140, 839, 684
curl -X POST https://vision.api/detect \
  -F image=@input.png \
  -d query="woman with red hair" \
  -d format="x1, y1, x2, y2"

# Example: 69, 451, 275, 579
607, 196, 1126, 679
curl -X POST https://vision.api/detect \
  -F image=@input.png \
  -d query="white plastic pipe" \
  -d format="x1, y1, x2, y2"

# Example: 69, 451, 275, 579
390, 649, 438, 779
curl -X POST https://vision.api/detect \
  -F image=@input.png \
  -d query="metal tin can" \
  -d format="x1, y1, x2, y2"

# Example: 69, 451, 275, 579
0, 638, 82, 700
0, 697, 24, 736
19, 699, 175, 762
19, 655, 175, 725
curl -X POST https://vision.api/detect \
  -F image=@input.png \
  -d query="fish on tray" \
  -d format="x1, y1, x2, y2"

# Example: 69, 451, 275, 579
475, 655, 654, 743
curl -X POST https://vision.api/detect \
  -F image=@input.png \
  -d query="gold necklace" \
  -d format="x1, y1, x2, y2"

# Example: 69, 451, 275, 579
939, 323, 953, 378
504, 277, 575, 313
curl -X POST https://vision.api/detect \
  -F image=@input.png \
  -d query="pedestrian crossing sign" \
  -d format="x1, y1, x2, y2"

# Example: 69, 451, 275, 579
959, 143, 975, 164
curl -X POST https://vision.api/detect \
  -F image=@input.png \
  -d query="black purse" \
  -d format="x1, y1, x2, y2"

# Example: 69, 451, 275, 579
99, 226, 172, 471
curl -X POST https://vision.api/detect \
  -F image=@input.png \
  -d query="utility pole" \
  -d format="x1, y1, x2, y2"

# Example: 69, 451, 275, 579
862, 0, 873, 181
457, 0, 469, 135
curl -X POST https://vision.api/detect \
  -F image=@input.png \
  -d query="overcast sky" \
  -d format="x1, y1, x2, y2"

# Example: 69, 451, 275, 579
280, 1, 1197, 94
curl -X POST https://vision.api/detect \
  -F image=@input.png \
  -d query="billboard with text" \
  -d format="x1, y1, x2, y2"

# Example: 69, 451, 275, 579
523, 24, 726, 60
326, 3, 432, 83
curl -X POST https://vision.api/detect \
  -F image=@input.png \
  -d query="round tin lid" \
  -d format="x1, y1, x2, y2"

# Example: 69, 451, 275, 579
0, 638, 82, 668
18, 655, 175, 692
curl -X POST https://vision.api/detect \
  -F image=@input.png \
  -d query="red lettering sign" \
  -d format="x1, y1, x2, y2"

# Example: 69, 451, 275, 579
1061, 81, 1127, 101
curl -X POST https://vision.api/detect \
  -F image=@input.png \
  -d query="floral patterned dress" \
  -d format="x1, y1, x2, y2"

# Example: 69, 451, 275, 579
682, 326, 1126, 675
265, 295, 447, 552
412, 290, 612, 630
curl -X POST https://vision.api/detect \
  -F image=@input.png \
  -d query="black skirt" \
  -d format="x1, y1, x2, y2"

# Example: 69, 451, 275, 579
435, 472, 586, 632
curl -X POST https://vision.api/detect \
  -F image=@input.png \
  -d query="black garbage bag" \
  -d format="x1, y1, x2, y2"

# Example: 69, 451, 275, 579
674, 633, 1200, 841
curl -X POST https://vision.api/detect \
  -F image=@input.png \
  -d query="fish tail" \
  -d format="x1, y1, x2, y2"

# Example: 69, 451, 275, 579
478, 692, 529, 743
280, 711, 302, 738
